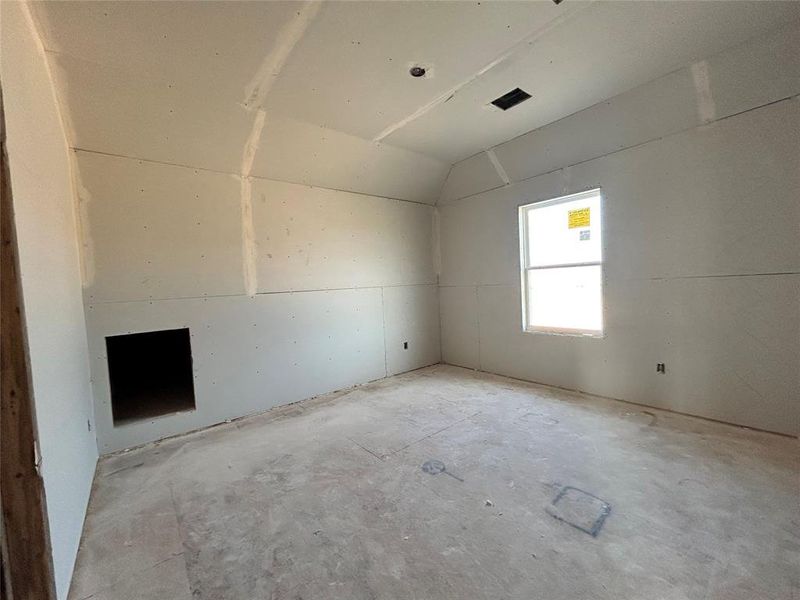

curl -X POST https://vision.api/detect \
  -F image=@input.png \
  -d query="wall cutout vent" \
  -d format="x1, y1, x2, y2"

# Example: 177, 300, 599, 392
491, 88, 531, 111
107, 328, 196, 425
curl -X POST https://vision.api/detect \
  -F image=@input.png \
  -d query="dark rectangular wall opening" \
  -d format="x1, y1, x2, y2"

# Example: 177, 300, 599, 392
106, 328, 196, 425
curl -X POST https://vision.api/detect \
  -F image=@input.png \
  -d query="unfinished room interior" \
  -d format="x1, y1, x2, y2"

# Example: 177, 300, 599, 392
1, 0, 799, 598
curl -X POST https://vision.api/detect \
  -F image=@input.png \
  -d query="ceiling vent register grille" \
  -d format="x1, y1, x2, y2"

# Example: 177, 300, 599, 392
491, 87, 532, 111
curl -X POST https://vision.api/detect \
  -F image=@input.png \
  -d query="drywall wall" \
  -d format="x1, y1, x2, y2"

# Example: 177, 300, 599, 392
438, 24, 800, 436
77, 151, 440, 453
33, 1, 453, 205
31, 1, 800, 169
442, 21, 800, 200
439, 152, 505, 205
36, 0, 447, 454
0, 3, 97, 598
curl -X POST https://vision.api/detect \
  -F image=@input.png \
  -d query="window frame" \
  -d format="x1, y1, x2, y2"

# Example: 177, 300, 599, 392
519, 188, 605, 338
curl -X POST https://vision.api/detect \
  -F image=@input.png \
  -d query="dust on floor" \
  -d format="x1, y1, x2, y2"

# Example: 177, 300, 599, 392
69, 365, 799, 600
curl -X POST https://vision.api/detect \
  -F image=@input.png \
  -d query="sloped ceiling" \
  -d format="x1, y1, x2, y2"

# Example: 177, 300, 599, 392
31, 0, 800, 202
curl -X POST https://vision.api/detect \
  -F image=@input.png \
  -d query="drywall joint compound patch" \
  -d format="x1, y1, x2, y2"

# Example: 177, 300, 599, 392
690, 60, 717, 124
486, 149, 510, 185
238, 2, 321, 296
239, 110, 266, 297
242, 1, 322, 110
72, 157, 96, 288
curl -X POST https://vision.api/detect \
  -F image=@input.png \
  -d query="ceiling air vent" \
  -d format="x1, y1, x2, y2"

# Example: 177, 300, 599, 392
490, 88, 531, 111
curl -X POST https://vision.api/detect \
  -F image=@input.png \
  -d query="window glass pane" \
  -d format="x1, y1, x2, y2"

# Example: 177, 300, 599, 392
526, 192, 602, 267
527, 265, 602, 333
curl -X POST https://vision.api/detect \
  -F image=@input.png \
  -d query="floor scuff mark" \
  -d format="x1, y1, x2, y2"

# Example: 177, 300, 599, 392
421, 459, 464, 482
70, 365, 799, 600
546, 486, 611, 538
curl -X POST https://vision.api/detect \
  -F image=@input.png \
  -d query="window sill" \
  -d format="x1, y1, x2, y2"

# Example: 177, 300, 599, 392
523, 327, 605, 339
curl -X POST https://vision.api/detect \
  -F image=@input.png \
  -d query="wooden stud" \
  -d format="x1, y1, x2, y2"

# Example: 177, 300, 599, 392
0, 86, 57, 600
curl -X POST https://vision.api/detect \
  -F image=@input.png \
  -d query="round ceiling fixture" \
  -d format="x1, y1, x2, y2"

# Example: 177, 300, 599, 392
409, 66, 426, 78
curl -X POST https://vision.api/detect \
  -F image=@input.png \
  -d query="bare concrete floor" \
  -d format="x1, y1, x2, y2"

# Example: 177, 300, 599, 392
69, 365, 799, 600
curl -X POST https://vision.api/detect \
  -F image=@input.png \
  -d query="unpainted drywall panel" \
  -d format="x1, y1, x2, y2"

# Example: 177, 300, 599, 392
439, 151, 505, 204
475, 283, 615, 393
386, 2, 800, 161
47, 51, 255, 175
252, 116, 448, 204
263, 1, 565, 142
382, 284, 441, 376
0, 3, 97, 597
474, 275, 799, 436
76, 151, 244, 303
47, 48, 448, 204
660, 274, 799, 434
438, 170, 566, 287
37, 2, 452, 205
31, 1, 301, 105
442, 98, 800, 288
474, 279, 686, 411
87, 288, 386, 453
697, 20, 800, 122
492, 68, 699, 186
45, 52, 448, 204
32, 0, 564, 154
78, 153, 443, 452
578, 98, 800, 280
438, 285, 480, 370
438, 97, 800, 435
34, 2, 800, 169
253, 179, 436, 292
491, 21, 800, 188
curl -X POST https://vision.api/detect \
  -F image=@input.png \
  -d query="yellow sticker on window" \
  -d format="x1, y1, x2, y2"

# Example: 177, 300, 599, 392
568, 207, 590, 229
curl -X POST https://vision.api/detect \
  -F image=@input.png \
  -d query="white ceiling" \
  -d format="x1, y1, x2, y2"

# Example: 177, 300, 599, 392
32, 0, 800, 172
387, 1, 800, 162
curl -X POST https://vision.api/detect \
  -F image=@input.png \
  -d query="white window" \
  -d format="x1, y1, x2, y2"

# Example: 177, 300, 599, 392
519, 189, 603, 336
